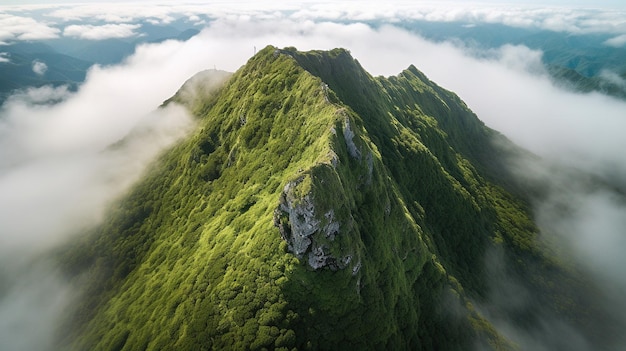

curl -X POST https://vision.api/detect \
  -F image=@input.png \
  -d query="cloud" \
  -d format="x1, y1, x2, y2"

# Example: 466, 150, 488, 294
0, 52, 9, 63
0, 257, 74, 351
0, 13, 59, 42
0, 38, 224, 247
46, 4, 177, 24
4, 84, 70, 104
477, 247, 595, 351
4, 2, 626, 40
63, 23, 141, 40
288, 2, 626, 34
599, 69, 626, 89
31, 59, 47, 75
604, 34, 626, 47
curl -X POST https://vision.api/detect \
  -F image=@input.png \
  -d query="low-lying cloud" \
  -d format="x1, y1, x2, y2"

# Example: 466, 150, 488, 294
604, 33, 626, 47
0, 13, 59, 43
63, 23, 141, 40
3, 1, 626, 46
46, 3, 177, 24
31, 60, 47, 75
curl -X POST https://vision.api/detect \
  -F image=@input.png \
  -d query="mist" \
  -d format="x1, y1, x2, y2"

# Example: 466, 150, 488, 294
2, 10, 626, 350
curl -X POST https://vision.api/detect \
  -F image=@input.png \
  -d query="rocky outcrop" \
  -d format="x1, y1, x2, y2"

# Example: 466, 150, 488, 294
343, 116, 361, 160
274, 180, 320, 257
273, 175, 355, 271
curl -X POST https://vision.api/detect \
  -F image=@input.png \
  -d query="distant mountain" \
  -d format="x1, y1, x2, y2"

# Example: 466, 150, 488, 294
0, 48, 92, 102
3, 19, 625, 105
60, 38, 136, 66
58, 46, 612, 350
0, 22, 204, 102
54, 20, 204, 65
398, 20, 626, 99
548, 64, 626, 99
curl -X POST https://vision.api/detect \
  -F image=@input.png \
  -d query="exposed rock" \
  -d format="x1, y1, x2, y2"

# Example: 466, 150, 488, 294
274, 175, 356, 271
343, 117, 361, 160
308, 245, 329, 270
274, 180, 319, 256
352, 260, 362, 276
323, 210, 339, 240
321, 83, 330, 103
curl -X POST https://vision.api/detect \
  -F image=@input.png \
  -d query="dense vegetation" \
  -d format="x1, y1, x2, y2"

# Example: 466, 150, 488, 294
59, 46, 600, 350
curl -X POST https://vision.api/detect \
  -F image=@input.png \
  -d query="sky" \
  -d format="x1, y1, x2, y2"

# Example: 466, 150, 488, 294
1, 1, 626, 350
2, 0, 626, 7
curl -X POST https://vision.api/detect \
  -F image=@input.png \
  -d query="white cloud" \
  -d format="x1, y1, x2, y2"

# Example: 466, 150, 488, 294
63, 23, 141, 40
46, 4, 176, 24
599, 69, 626, 89
2, 2, 625, 39
6, 85, 70, 104
0, 13, 59, 42
287, 2, 626, 34
0, 52, 9, 63
604, 34, 626, 47
31, 59, 47, 75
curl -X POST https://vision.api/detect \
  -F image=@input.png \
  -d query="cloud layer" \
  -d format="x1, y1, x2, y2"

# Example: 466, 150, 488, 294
2, 1, 626, 44
63, 23, 141, 40
0, 52, 10, 63
604, 34, 626, 47
0, 13, 59, 43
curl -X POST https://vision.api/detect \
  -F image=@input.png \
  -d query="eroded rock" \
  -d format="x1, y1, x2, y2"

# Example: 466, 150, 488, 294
343, 117, 361, 160
274, 175, 355, 271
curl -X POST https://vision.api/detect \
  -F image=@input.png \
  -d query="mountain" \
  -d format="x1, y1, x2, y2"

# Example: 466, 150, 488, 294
58, 46, 608, 350
0, 43, 92, 102
397, 20, 626, 99
0, 22, 204, 103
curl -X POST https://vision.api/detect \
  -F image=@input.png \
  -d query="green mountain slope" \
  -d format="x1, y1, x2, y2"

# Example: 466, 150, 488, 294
60, 46, 600, 350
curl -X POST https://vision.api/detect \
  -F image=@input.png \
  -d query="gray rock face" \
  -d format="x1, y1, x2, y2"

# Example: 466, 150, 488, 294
343, 117, 361, 160
274, 181, 319, 256
273, 176, 353, 271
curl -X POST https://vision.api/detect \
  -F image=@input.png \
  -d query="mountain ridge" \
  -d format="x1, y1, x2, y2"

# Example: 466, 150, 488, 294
59, 45, 603, 350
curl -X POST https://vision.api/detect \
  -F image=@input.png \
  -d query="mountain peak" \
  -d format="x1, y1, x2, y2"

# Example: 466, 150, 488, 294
61, 46, 597, 351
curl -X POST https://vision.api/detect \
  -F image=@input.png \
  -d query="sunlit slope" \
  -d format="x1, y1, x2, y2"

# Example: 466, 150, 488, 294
62, 46, 590, 350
